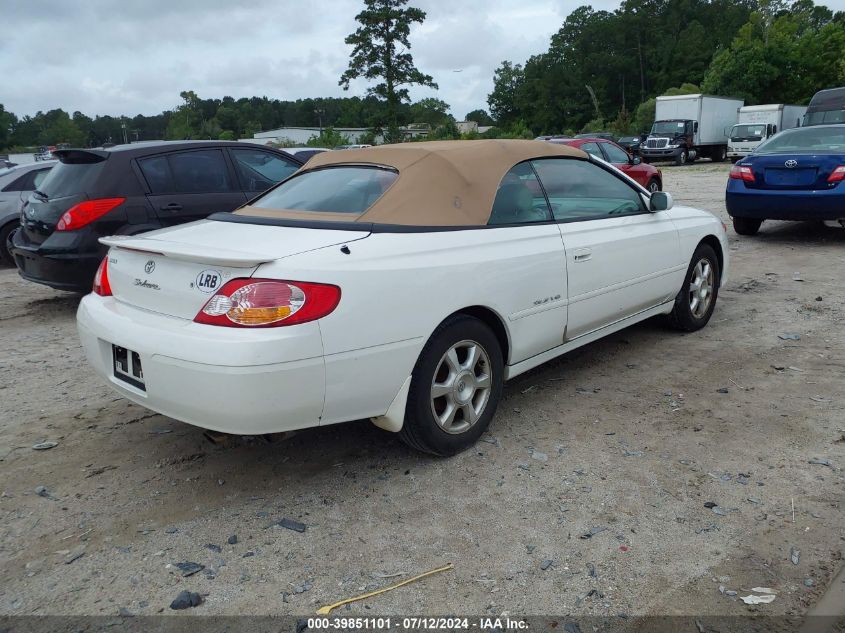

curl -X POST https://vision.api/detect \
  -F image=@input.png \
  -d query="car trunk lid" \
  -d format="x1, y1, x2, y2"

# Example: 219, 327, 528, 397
101, 220, 369, 319
747, 154, 844, 190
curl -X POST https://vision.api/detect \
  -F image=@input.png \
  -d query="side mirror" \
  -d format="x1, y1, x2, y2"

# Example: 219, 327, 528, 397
693, 122, 699, 133
650, 191, 673, 212
630, 156, 642, 165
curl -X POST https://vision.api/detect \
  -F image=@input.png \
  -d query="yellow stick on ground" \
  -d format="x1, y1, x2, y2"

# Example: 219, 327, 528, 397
316, 563, 454, 615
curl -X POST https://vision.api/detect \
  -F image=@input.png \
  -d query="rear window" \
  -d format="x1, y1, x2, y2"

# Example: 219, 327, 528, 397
251, 166, 398, 215
38, 161, 106, 198
756, 127, 845, 153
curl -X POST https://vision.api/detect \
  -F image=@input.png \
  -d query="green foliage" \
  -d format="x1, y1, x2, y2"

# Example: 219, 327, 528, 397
487, 61, 525, 126
428, 120, 460, 140
486, 0, 755, 134
409, 98, 452, 127
306, 127, 352, 148
581, 118, 606, 134
339, 0, 437, 143
465, 109, 495, 126
633, 98, 656, 134
702, 4, 845, 103
218, 130, 236, 141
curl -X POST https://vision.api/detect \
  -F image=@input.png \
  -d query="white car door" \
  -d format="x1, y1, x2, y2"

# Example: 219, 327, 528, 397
531, 158, 682, 340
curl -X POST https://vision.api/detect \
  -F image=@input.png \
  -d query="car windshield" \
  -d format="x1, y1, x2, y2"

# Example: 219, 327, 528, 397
731, 124, 766, 140
651, 121, 686, 135
250, 166, 398, 214
755, 127, 845, 154
804, 110, 845, 125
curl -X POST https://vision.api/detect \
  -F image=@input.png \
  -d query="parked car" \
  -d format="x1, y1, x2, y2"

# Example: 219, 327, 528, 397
549, 137, 663, 192
32, 145, 53, 162
0, 161, 56, 263
281, 147, 329, 162
335, 144, 372, 150
77, 140, 727, 456
10, 141, 302, 292
617, 134, 647, 155
575, 132, 615, 141
726, 124, 845, 235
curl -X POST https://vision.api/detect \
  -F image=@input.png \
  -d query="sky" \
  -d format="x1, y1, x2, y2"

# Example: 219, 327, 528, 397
3, 0, 845, 122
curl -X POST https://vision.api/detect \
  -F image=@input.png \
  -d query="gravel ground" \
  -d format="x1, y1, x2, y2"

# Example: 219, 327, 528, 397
0, 162, 843, 619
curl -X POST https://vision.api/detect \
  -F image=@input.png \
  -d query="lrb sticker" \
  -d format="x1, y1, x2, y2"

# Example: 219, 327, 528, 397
195, 270, 223, 293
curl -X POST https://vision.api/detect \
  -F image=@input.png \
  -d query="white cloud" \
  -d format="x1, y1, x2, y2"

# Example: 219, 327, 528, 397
3, 0, 844, 123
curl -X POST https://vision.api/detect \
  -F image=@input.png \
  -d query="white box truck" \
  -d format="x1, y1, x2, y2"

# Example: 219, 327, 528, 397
727, 104, 807, 161
641, 94, 744, 165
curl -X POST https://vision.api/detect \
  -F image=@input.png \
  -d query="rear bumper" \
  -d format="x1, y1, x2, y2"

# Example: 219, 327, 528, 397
726, 185, 845, 220
77, 294, 328, 435
11, 228, 102, 292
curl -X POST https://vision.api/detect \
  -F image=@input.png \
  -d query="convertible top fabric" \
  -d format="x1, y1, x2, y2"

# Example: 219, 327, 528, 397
235, 139, 587, 226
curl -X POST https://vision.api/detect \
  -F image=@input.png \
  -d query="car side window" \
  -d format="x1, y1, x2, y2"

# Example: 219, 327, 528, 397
488, 161, 552, 225
32, 169, 51, 189
138, 155, 173, 193
579, 142, 604, 160
2, 171, 34, 192
139, 150, 233, 194
531, 158, 646, 222
231, 149, 299, 192
601, 142, 630, 164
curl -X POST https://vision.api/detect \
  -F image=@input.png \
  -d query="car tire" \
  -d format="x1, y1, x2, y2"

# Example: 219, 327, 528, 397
674, 149, 688, 166
730, 157, 740, 164
0, 222, 17, 265
732, 217, 762, 236
666, 243, 720, 332
399, 315, 504, 456
646, 178, 661, 193
712, 147, 727, 162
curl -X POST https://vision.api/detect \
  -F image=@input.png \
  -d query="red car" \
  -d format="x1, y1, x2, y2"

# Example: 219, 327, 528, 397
549, 138, 662, 192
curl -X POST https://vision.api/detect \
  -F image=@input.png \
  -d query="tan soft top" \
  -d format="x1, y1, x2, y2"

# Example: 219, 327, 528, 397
235, 139, 587, 226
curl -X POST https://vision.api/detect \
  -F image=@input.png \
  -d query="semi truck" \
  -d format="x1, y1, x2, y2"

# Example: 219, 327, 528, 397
727, 104, 807, 162
803, 87, 845, 126
640, 94, 744, 165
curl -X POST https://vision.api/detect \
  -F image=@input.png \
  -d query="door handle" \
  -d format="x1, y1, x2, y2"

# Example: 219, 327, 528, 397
573, 248, 592, 262
159, 203, 183, 211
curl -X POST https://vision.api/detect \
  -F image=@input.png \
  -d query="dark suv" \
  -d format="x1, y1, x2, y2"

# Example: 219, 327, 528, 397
10, 141, 302, 292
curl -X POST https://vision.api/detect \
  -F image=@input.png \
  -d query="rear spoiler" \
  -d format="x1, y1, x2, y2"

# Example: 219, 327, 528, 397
99, 235, 276, 268
53, 149, 109, 164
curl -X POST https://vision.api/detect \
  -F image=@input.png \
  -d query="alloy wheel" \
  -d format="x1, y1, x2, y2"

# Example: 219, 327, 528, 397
688, 258, 715, 318
430, 339, 492, 434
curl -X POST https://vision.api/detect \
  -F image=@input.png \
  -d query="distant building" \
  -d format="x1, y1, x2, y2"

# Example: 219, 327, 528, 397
251, 127, 374, 145
456, 121, 478, 134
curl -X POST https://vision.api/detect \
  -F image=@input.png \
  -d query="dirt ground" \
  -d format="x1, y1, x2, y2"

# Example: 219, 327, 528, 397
0, 162, 843, 621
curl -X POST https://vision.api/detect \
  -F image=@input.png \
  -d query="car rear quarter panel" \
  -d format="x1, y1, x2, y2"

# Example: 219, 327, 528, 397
254, 225, 569, 425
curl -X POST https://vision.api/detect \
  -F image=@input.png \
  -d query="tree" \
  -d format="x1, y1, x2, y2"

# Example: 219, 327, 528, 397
340, 0, 437, 143
409, 97, 451, 126
487, 61, 525, 126
0, 104, 18, 149
465, 109, 494, 126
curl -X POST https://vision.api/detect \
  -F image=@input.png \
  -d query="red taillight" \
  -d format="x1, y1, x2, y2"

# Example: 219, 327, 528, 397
194, 279, 341, 328
93, 257, 112, 296
56, 197, 126, 231
729, 165, 755, 182
827, 166, 845, 183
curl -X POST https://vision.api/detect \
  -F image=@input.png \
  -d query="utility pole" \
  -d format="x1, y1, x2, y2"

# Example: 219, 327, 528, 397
314, 108, 325, 135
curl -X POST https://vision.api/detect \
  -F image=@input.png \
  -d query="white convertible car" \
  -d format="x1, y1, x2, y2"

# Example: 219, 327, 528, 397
77, 140, 728, 455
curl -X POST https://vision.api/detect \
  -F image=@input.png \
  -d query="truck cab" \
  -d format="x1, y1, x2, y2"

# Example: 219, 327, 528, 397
727, 123, 773, 162
642, 119, 696, 165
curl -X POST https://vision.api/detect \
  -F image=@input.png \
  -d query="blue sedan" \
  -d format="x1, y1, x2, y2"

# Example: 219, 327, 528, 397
726, 124, 845, 235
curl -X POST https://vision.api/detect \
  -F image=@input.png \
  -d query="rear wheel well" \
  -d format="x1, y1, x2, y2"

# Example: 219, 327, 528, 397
698, 235, 724, 286
450, 306, 510, 365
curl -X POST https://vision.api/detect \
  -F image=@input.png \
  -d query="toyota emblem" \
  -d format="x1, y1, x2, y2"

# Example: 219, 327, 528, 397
144, 260, 156, 274
784, 159, 798, 168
